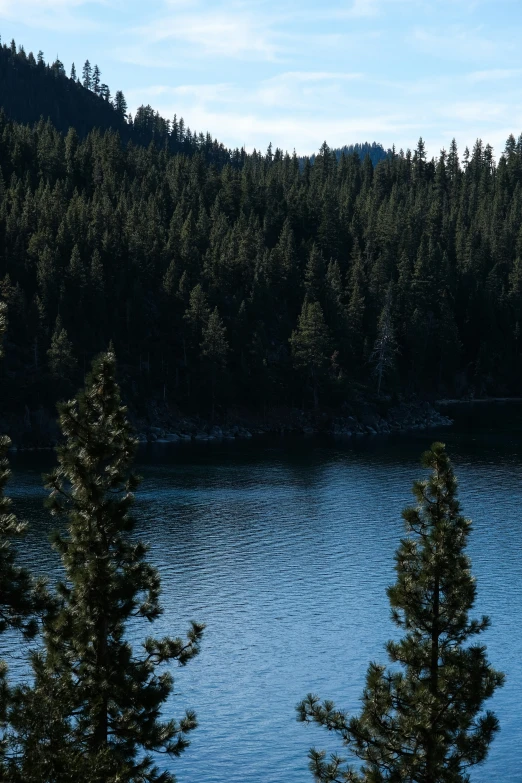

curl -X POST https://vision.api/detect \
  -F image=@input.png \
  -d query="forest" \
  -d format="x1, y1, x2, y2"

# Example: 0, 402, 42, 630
1, 37, 522, 424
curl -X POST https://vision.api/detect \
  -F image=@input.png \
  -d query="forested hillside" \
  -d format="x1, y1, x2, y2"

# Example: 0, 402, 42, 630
0, 39, 232, 163
1, 40, 522, 421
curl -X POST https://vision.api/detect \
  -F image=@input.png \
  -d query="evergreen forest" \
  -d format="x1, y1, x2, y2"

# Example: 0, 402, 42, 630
1, 39, 522, 426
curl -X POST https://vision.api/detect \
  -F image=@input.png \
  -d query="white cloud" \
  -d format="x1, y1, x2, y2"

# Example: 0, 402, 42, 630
0, 0, 103, 30
439, 101, 508, 123
127, 71, 364, 114
344, 0, 380, 18
467, 68, 522, 83
131, 9, 281, 61
411, 25, 507, 62
0, 0, 85, 7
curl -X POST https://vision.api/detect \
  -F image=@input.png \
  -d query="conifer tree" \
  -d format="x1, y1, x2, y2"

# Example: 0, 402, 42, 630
200, 306, 228, 420
10, 350, 204, 783
183, 284, 210, 374
47, 316, 77, 380
290, 300, 331, 408
305, 245, 326, 304
82, 59, 92, 90
371, 285, 397, 396
298, 442, 503, 783
346, 250, 366, 366
114, 90, 128, 118
92, 64, 101, 94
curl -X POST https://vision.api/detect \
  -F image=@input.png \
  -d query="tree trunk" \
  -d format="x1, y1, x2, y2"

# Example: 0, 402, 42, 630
93, 612, 109, 753
211, 370, 216, 422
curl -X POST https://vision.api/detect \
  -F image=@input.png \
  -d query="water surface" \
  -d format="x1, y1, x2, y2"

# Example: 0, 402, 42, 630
5, 421, 522, 782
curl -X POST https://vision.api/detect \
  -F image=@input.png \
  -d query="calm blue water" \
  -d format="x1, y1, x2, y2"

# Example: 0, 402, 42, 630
4, 422, 522, 782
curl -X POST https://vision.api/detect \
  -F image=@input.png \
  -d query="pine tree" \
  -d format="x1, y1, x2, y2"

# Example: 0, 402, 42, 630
346, 248, 366, 366
200, 306, 228, 420
371, 285, 397, 397
70, 62, 76, 81
82, 60, 92, 90
47, 316, 77, 381
184, 284, 210, 347
305, 244, 326, 304
290, 300, 331, 408
10, 350, 204, 783
298, 442, 504, 783
114, 90, 128, 118
92, 64, 101, 94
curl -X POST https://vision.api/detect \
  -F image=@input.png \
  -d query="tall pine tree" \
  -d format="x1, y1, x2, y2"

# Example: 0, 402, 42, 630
10, 350, 204, 783
290, 300, 332, 409
200, 306, 228, 420
298, 443, 503, 783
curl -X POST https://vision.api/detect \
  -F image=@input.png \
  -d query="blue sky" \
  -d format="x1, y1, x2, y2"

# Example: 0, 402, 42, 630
2, 0, 522, 157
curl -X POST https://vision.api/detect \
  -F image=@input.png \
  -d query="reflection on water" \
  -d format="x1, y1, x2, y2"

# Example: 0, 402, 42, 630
4, 426, 522, 783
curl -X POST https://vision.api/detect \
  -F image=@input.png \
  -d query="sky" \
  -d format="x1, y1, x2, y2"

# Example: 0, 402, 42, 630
1, 0, 522, 157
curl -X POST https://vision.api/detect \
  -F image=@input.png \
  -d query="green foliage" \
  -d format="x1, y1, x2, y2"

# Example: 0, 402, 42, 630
298, 443, 503, 783
201, 306, 228, 367
9, 350, 204, 783
47, 316, 77, 380
1, 40, 522, 413
290, 300, 332, 407
371, 286, 397, 396
200, 307, 228, 418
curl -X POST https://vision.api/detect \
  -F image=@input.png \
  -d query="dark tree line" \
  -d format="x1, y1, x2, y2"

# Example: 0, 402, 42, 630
1, 40, 522, 422
1, 115, 522, 418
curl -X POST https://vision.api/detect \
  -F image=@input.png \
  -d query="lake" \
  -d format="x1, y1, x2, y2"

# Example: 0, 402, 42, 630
4, 412, 522, 782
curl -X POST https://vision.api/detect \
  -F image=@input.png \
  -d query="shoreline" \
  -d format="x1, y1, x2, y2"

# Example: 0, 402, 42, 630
437, 397, 522, 405
5, 400, 453, 452
134, 400, 453, 446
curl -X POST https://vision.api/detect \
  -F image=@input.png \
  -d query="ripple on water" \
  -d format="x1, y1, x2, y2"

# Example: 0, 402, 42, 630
2, 431, 521, 782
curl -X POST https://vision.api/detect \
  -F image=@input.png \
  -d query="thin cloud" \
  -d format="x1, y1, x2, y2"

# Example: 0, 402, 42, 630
126, 71, 365, 114
346, 0, 380, 17
440, 101, 508, 122
467, 68, 522, 83
130, 10, 282, 62
411, 25, 508, 62
0, 0, 103, 30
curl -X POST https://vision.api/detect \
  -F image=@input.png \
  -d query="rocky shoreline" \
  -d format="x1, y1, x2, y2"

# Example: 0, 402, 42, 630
2, 400, 453, 451
135, 401, 453, 444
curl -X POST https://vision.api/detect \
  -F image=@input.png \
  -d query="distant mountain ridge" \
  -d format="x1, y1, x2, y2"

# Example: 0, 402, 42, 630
306, 141, 391, 167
